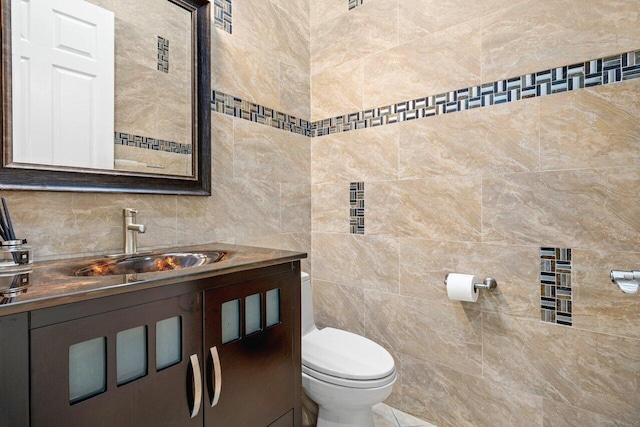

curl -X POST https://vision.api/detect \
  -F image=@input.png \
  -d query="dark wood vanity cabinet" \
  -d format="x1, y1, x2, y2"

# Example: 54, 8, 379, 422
0, 262, 301, 427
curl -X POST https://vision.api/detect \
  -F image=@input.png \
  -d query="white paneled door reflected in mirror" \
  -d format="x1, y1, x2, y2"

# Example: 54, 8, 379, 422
10, 0, 192, 176
1, 0, 211, 195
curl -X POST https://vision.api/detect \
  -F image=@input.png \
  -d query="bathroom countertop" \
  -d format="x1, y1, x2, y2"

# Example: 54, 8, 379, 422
0, 243, 306, 316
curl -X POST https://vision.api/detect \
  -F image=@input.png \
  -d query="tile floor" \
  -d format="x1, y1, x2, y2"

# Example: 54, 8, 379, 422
372, 403, 436, 427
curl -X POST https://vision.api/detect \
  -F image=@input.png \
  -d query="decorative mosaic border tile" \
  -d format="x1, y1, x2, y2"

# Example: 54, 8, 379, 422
348, 0, 365, 10
211, 90, 314, 137
114, 132, 192, 155
157, 36, 169, 73
214, 0, 232, 34
540, 247, 572, 326
210, 49, 639, 139
350, 182, 364, 234
310, 49, 640, 137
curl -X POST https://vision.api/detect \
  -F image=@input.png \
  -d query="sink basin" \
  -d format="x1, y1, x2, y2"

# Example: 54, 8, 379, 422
75, 251, 227, 276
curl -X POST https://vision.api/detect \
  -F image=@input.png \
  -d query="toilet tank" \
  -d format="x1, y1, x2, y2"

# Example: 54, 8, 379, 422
301, 272, 317, 336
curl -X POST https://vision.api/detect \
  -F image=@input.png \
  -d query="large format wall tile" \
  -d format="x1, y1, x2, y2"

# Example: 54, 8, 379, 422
312, 279, 365, 335
212, 30, 281, 112
310, 0, 344, 32
398, 239, 540, 319
483, 313, 640, 424
280, 62, 311, 120
363, 19, 481, 108
176, 175, 286, 248
311, 59, 364, 121
311, 183, 348, 234
400, 354, 543, 427
114, 61, 159, 138
208, 177, 282, 241
311, 232, 399, 293
482, 168, 640, 251
398, 0, 524, 42
281, 182, 311, 234
311, 126, 398, 184
5, 192, 124, 259
271, 0, 309, 30
540, 79, 640, 171
175, 196, 224, 246
365, 291, 483, 378
572, 249, 640, 340
211, 113, 234, 178
398, 99, 540, 179
542, 399, 630, 427
481, 0, 640, 82
234, 0, 309, 74
234, 232, 311, 273
368, 177, 482, 241
311, 0, 397, 75
234, 119, 310, 184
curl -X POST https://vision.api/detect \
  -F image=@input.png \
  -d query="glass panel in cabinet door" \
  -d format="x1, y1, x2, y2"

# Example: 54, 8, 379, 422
221, 299, 241, 344
266, 288, 281, 327
156, 316, 182, 370
117, 325, 148, 385
69, 336, 107, 404
245, 293, 262, 335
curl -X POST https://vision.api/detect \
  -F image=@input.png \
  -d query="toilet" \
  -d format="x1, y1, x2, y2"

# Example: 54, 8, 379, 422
301, 272, 397, 427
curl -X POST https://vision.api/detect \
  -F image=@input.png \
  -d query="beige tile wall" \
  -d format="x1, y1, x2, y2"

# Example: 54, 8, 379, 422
4, 0, 311, 274
5, 1, 640, 425
311, 1, 640, 426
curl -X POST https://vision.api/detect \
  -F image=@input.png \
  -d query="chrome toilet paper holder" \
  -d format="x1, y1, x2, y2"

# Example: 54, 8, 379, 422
444, 274, 498, 291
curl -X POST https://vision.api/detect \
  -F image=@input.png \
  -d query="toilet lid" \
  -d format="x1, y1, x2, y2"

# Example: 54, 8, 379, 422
302, 328, 395, 381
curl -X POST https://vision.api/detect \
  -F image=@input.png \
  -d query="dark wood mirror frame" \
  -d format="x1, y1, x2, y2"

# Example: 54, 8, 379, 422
0, 0, 211, 195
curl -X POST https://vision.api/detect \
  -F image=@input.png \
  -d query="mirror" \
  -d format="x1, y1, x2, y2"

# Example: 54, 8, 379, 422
0, 0, 211, 195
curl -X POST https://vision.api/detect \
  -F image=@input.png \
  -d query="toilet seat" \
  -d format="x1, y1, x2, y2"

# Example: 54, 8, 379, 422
302, 327, 396, 389
302, 365, 396, 389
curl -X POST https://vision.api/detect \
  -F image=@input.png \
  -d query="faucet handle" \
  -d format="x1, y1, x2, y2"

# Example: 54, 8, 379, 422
124, 208, 138, 216
132, 224, 146, 233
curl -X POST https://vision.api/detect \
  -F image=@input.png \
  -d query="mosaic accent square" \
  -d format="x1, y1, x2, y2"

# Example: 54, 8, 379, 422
114, 132, 192, 155
540, 247, 572, 326
350, 182, 364, 235
157, 36, 169, 73
348, 0, 364, 10
214, 0, 232, 34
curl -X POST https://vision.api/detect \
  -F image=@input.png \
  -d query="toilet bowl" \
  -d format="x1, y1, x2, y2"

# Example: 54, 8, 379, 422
301, 272, 396, 427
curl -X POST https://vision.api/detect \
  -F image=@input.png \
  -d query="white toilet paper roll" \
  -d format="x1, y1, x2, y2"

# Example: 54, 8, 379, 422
446, 273, 479, 302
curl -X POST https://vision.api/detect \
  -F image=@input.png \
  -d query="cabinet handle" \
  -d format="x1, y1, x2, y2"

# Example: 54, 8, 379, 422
189, 354, 203, 418
210, 346, 222, 407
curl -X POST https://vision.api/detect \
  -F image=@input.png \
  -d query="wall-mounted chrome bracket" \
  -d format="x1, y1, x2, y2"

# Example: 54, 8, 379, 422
474, 277, 498, 290
610, 270, 640, 294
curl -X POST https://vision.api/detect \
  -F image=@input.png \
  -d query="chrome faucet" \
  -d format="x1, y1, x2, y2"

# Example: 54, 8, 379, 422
123, 208, 146, 254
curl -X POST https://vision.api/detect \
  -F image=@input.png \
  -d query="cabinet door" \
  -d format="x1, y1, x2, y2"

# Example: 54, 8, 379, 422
31, 293, 203, 427
204, 271, 296, 427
